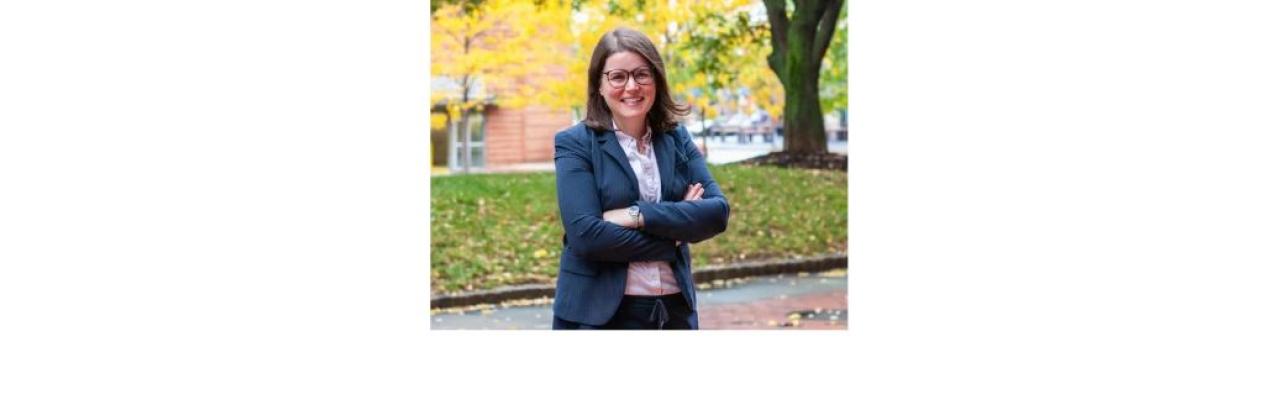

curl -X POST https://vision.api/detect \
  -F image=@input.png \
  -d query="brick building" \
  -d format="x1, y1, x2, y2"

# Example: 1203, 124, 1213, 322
431, 67, 575, 172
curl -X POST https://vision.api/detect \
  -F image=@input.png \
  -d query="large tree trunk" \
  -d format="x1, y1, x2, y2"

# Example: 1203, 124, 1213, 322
764, 0, 843, 154
782, 41, 826, 153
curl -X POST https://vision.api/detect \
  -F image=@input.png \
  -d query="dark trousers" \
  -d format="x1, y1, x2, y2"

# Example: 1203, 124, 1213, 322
553, 293, 697, 330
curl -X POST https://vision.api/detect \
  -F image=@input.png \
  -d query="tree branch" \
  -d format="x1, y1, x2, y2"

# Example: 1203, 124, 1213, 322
813, 0, 842, 62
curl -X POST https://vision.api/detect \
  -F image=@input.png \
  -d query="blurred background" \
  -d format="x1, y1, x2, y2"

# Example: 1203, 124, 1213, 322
430, 0, 847, 174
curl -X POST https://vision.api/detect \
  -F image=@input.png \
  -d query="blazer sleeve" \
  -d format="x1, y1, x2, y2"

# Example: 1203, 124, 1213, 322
555, 127, 678, 262
635, 127, 731, 244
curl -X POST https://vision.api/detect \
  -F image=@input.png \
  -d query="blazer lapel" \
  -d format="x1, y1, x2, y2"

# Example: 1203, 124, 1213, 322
595, 128, 639, 190
654, 130, 677, 202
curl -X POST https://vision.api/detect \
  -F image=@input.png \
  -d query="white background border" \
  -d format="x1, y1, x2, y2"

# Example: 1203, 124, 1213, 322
2, 0, 1277, 408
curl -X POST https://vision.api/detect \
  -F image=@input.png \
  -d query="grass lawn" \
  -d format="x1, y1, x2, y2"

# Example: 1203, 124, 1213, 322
431, 164, 847, 293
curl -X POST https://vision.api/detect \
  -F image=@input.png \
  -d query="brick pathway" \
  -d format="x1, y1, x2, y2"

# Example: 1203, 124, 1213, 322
699, 289, 847, 330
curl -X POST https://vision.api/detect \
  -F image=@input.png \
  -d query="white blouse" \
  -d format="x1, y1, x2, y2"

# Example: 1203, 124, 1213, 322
613, 123, 680, 296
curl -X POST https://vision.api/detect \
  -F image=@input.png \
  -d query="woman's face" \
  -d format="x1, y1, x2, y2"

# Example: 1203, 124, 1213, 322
599, 51, 656, 126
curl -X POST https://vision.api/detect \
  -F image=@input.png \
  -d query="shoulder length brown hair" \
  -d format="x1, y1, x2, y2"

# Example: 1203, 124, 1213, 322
583, 27, 689, 136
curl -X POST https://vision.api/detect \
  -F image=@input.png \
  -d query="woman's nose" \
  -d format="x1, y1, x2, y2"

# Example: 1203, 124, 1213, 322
623, 76, 640, 91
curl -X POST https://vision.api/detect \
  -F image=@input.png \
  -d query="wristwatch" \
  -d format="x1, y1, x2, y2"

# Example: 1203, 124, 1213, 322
626, 205, 641, 228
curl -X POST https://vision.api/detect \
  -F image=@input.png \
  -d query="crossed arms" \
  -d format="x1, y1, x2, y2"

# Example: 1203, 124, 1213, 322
554, 128, 731, 263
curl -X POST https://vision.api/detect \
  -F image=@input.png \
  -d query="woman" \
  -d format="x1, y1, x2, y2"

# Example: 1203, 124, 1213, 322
551, 27, 731, 330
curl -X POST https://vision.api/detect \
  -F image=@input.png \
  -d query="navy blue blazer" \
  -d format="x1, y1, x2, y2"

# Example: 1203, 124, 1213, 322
552, 122, 731, 326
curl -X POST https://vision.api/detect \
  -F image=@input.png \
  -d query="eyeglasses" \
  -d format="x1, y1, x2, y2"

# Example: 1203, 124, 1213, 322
602, 68, 654, 88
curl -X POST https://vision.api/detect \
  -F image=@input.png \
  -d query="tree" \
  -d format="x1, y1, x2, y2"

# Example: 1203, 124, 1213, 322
672, 3, 782, 137
431, 0, 572, 173
763, 0, 844, 153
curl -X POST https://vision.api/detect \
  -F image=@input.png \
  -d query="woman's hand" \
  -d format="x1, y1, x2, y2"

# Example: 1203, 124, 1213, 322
683, 182, 704, 201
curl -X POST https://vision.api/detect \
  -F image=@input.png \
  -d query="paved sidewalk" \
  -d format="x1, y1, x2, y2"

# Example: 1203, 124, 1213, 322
430, 272, 847, 330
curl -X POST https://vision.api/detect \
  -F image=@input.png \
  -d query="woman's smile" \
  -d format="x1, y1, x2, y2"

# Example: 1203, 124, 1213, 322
600, 51, 657, 123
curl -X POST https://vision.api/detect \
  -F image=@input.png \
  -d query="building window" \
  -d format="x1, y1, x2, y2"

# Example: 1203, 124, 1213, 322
448, 112, 485, 170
